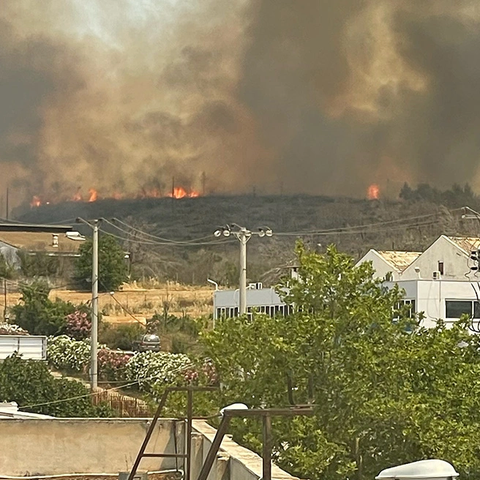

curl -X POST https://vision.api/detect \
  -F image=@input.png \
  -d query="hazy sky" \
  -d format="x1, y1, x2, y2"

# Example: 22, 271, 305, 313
1, 0, 480, 205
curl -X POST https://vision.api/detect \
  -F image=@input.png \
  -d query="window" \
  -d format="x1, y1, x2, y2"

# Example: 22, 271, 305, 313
438, 261, 444, 275
445, 300, 480, 319
395, 299, 416, 318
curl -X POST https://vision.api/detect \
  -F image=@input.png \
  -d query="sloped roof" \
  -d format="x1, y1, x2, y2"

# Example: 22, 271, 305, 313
446, 236, 480, 255
376, 250, 421, 273
0, 231, 81, 253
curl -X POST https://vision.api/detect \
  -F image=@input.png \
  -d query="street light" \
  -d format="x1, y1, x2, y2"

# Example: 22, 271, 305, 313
76, 217, 102, 389
214, 224, 272, 316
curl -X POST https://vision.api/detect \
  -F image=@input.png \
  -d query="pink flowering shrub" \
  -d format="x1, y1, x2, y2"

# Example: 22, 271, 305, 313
98, 348, 131, 381
65, 310, 91, 340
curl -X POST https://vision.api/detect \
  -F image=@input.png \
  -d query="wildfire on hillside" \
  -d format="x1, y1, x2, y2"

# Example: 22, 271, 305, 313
367, 184, 380, 200
30, 196, 41, 208
88, 189, 98, 202
30, 186, 201, 208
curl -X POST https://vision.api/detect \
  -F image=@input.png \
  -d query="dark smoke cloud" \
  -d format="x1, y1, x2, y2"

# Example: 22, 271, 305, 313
1, 0, 480, 206
241, 0, 480, 195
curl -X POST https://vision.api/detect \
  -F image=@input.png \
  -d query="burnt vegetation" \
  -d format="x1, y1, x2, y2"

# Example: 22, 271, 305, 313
15, 185, 480, 286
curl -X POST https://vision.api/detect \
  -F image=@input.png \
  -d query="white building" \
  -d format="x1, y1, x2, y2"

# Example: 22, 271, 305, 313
388, 278, 480, 329
213, 285, 291, 320
357, 250, 421, 280
358, 235, 480, 281
357, 235, 480, 328
213, 235, 480, 326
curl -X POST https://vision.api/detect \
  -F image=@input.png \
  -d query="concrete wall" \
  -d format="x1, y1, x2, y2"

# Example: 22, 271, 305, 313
192, 421, 298, 480
1, 418, 300, 480
0, 418, 185, 476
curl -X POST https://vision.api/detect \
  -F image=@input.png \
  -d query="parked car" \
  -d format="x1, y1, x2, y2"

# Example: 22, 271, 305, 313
135, 334, 161, 352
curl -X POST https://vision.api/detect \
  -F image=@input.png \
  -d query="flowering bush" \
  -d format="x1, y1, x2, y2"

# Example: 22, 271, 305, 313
65, 310, 91, 340
98, 348, 131, 381
47, 336, 199, 391
124, 351, 193, 395
47, 335, 90, 373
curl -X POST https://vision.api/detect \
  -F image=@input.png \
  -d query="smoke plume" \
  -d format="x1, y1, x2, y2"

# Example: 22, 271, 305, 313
1, 0, 480, 206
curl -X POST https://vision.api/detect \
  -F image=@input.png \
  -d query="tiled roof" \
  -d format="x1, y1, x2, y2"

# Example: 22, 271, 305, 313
376, 250, 421, 272
446, 236, 480, 254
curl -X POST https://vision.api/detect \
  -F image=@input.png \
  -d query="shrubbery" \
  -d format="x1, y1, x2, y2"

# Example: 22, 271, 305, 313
12, 281, 76, 336
46, 336, 211, 389
65, 310, 91, 340
0, 354, 113, 417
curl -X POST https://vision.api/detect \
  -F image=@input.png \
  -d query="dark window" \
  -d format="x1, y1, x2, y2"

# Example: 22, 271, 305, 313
438, 261, 444, 275
405, 299, 416, 318
446, 300, 472, 319
474, 302, 480, 319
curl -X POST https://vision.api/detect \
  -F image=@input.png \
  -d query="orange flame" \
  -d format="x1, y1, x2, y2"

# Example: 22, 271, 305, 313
367, 184, 380, 200
88, 188, 98, 202
168, 187, 200, 199
73, 188, 83, 202
30, 196, 41, 208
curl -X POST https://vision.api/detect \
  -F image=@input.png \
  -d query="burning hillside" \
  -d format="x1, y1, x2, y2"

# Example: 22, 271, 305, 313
2, 1, 480, 207
29, 186, 200, 208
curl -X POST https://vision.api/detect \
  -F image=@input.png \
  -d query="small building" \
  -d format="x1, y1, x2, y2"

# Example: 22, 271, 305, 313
213, 284, 291, 320
0, 223, 83, 266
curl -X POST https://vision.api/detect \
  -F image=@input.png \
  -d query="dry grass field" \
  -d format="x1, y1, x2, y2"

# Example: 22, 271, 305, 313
5, 282, 215, 324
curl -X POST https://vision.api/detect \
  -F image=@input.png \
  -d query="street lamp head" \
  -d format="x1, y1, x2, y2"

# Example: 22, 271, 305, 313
214, 229, 222, 238
223, 229, 231, 237
258, 227, 273, 237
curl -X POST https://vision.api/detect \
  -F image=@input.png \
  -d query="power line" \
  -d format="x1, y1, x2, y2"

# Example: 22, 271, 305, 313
111, 218, 214, 244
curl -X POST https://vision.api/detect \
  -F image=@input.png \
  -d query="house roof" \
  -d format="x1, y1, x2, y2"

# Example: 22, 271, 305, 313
445, 236, 480, 255
0, 223, 73, 233
376, 250, 422, 273
0, 231, 82, 253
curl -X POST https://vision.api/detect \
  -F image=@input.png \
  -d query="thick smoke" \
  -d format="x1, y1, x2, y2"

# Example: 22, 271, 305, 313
1, 0, 480, 205
241, 0, 480, 196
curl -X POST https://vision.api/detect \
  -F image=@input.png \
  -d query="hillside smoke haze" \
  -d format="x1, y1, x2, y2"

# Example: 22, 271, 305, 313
1, 1, 480, 206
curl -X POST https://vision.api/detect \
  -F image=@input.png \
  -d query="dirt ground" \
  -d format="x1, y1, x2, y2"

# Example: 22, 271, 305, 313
5, 282, 215, 324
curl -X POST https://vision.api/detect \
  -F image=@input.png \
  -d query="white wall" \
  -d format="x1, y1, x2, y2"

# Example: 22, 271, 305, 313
389, 279, 480, 328
357, 250, 400, 280
402, 236, 470, 280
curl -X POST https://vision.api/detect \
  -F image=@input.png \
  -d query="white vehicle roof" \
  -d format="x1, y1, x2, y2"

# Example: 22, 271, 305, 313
376, 460, 459, 480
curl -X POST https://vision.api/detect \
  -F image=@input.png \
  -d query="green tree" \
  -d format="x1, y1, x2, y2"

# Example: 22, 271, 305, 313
75, 234, 128, 291
18, 250, 59, 278
204, 244, 480, 480
0, 354, 113, 417
12, 280, 76, 335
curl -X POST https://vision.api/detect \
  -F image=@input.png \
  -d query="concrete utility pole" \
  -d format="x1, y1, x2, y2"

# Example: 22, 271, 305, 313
76, 217, 101, 389
91, 219, 99, 389
214, 224, 272, 315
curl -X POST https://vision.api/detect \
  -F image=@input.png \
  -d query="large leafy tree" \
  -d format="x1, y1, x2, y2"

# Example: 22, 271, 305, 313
12, 280, 76, 336
75, 234, 128, 291
204, 243, 480, 480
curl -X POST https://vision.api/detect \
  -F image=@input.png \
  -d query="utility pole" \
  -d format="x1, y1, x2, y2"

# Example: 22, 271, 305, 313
76, 217, 101, 389
214, 224, 272, 315
91, 219, 99, 389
